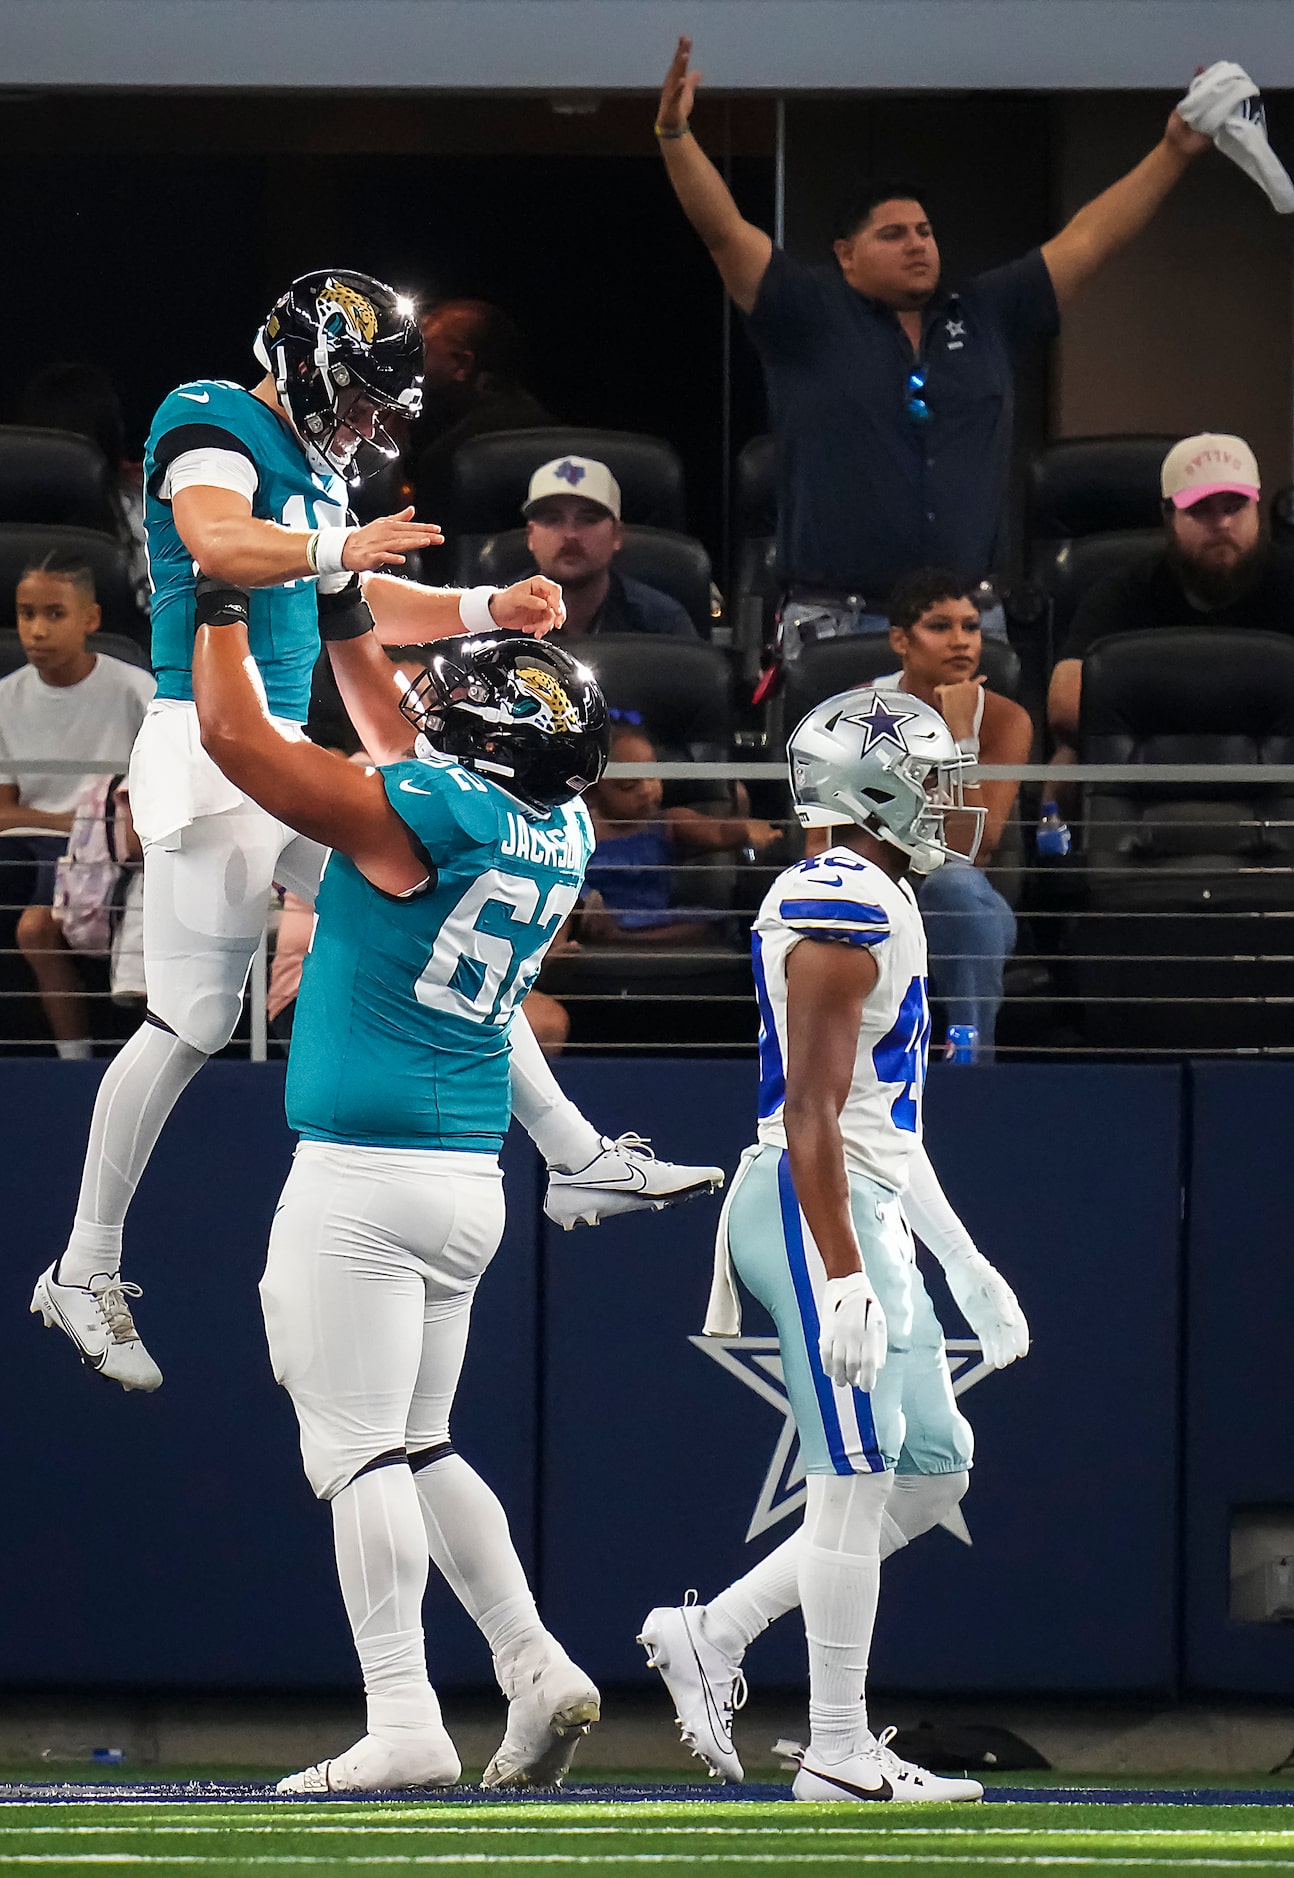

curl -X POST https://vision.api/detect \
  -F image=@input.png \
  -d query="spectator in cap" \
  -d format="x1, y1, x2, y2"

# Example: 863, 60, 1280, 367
523, 456, 698, 640
1048, 432, 1294, 757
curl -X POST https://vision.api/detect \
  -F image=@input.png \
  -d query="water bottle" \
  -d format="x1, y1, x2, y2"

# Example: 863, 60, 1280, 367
1036, 799, 1072, 859
946, 1024, 980, 1065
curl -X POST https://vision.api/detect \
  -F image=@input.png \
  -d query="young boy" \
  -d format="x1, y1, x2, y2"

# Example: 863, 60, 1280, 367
581, 726, 779, 942
0, 554, 154, 1057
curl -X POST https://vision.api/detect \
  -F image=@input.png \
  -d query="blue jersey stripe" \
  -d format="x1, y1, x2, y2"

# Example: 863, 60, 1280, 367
777, 1151, 853, 1476
779, 898, 889, 927
752, 932, 786, 1120
787, 926, 886, 949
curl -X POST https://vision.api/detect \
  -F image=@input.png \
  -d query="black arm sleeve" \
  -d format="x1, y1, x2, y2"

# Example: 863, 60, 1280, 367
193, 575, 251, 630
317, 574, 376, 642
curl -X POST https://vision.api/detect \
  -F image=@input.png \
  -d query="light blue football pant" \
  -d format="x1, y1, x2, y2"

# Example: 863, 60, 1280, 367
726, 1144, 973, 1478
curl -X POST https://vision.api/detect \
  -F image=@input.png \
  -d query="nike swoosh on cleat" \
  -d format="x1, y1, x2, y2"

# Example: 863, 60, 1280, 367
178, 390, 211, 402
804, 1766, 894, 1801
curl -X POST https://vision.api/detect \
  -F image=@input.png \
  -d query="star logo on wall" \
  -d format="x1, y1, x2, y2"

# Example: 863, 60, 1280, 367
842, 696, 918, 756
690, 1335, 994, 1544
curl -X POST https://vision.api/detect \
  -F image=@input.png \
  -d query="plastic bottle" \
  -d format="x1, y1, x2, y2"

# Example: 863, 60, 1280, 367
1036, 799, 1072, 858
946, 1024, 980, 1064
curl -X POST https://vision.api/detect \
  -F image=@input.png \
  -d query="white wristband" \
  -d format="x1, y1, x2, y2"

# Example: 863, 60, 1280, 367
459, 586, 499, 633
313, 526, 356, 579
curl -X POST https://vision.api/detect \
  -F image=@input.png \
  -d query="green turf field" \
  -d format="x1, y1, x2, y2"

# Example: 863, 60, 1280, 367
2, 1797, 1293, 1876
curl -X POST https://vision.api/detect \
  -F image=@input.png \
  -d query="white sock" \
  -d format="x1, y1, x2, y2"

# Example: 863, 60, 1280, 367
800, 1472, 891, 1766
704, 1534, 802, 1657
508, 1012, 602, 1173
414, 1451, 553, 1692
881, 1471, 970, 1556
333, 1465, 442, 1741
58, 1023, 208, 1286
55, 1039, 92, 1062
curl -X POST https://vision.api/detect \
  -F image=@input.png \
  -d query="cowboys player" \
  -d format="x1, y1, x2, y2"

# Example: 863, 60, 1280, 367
194, 605, 609, 1792
641, 691, 1028, 1803
33, 268, 720, 1391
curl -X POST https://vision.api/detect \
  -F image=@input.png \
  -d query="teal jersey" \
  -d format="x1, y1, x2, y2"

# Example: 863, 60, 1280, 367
287, 757, 594, 1152
144, 380, 348, 722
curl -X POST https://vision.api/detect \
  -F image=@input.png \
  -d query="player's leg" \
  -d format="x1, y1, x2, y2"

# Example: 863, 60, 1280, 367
259, 1141, 467, 1794
403, 1172, 599, 1788
509, 1011, 725, 1228
885, 1253, 974, 1551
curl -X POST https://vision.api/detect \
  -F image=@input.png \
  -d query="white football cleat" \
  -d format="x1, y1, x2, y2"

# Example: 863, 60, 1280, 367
639, 1598, 746, 1782
481, 1651, 601, 1788
544, 1135, 724, 1231
788, 1727, 984, 1803
31, 1263, 162, 1393
276, 1730, 460, 1795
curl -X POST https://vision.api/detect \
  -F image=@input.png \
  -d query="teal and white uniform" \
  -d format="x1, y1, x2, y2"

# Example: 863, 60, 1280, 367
719, 847, 972, 1479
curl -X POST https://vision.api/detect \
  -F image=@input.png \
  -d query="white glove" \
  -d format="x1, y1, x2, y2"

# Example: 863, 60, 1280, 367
1178, 62, 1294, 214
939, 1245, 1030, 1369
819, 1272, 887, 1392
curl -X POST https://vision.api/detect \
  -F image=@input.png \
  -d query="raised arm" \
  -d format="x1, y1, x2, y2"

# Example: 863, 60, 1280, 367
655, 35, 772, 315
172, 487, 441, 588
363, 572, 565, 644
1041, 107, 1209, 308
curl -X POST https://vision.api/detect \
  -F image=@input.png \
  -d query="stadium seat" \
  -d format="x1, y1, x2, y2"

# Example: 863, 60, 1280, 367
0, 526, 149, 651
0, 629, 148, 681
0, 427, 117, 531
1027, 436, 1175, 654
1075, 627, 1294, 1051
473, 524, 714, 634
574, 633, 732, 771
447, 428, 687, 583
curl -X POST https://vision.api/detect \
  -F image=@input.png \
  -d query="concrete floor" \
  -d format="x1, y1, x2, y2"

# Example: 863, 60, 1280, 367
5, 1688, 1294, 1780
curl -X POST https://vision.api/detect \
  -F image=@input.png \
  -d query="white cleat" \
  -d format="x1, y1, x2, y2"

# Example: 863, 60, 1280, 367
544, 1135, 724, 1231
788, 1727, 984, 1804
30, 1263, 162, 1393
639, 1597, 746, 1783
481, 1652, 601, 1789
276, 1731, 460, 1795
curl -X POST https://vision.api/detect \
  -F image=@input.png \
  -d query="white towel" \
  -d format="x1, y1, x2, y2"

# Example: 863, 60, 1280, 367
1178, 61, 1294, 215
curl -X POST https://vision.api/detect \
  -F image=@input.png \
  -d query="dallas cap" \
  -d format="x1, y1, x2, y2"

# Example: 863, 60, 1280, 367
523, 456, 622, 520
1161, 433, 1261, 509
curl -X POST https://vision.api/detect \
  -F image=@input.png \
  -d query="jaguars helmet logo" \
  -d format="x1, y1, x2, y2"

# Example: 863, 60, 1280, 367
316, 278, 378, 347
514, 665, 581, 735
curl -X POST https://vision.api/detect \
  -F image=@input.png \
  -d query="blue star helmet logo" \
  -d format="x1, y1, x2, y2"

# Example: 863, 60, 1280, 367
843, 695, 919, 756
555, 459, 586, 487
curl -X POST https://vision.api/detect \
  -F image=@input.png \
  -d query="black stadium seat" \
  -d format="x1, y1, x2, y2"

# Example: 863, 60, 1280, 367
447, 428, 686, 584
474, 525, 714, 634
574, 633, 731, 770
1027, 436, 1175, 655
1076, 628, 1294, 1051
0, 427, 118, 531
0, 526, 149, 650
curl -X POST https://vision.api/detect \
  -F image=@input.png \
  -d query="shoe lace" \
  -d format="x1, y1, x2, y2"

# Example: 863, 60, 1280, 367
93, 1280, 143, 1346
871, 1724, 907, 1779
609, 1131, 657, 1163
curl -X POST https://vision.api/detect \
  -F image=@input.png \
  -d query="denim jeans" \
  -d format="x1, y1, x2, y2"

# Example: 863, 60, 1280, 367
916, 860, 1017, 1059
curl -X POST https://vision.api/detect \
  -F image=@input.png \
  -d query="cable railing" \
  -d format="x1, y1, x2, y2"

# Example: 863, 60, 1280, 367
3, 757, 1294, 1060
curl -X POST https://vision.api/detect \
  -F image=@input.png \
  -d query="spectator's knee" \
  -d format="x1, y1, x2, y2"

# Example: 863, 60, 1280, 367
16, 904, 62, 954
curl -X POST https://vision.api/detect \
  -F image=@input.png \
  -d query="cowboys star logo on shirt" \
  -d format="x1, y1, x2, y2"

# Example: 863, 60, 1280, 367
690, 1335, 994, 1543
843, 696, 919, 756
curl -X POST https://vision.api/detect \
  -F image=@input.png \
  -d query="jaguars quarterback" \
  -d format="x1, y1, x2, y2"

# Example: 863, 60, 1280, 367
193, 604, 609, 1793
33, 268, 721, 1393
640, 691, 1029, 1803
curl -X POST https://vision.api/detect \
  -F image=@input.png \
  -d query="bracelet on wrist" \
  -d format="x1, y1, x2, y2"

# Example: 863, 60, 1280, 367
654, 121, 692, 142
305, 530, 321, 574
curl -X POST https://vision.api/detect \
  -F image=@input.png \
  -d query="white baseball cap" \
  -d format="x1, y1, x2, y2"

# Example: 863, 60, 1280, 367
1161, 433, 1261, 509
523, 456, 622, 520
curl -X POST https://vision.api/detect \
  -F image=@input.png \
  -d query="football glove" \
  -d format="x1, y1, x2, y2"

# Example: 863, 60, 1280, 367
938, 1245, 1030, 1369
819, 1272, 887, 1392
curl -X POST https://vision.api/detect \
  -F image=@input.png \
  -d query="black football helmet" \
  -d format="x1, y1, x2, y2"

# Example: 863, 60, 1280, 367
253, 269, 423, 482
400, 632, 609, 814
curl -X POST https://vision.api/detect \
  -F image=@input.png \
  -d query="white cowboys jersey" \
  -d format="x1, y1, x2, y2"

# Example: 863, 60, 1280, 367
752, 847, 931, 1192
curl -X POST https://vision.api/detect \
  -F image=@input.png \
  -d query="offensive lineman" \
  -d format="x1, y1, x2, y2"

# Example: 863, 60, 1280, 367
642, 691, 1028, 1802
194, 605, 609, 1792
32, 269, 721, 1390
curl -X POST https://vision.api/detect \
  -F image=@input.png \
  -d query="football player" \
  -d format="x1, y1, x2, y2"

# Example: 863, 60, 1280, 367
194, 605, 609, 1792
641, 691, 1028, 1802
33, 269, 722, 1391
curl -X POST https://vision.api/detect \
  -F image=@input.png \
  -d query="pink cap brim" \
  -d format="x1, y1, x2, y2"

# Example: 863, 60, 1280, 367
1171, 480, 1259, 508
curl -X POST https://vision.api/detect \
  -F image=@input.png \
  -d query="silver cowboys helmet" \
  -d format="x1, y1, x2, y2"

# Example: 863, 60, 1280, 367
788, 687, 984, 873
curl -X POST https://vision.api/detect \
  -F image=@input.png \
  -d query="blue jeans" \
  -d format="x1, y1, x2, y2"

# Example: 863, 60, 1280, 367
916, 861, 1016, 1059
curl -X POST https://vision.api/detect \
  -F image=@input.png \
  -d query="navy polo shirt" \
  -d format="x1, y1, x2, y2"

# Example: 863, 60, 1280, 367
745, 246, 1059, 594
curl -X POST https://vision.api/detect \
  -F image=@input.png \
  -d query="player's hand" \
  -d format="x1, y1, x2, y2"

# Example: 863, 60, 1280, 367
932, 675, 986, 744
742, 817, 780, 854
342, 508, 444, 573
658, 35, 702, 135
941, 1248, 1030, 1368
819, 1272, 887, 1392
491, 576, 566, 637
